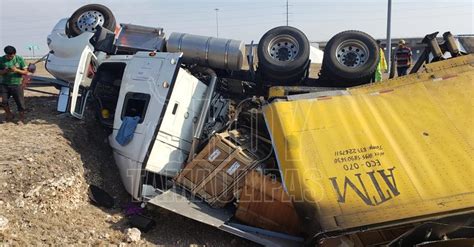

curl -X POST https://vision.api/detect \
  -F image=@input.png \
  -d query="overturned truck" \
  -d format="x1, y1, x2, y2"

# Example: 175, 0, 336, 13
44, 4, 474, 246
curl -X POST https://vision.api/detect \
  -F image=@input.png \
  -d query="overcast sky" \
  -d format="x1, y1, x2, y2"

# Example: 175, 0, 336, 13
1, 0, 473, 56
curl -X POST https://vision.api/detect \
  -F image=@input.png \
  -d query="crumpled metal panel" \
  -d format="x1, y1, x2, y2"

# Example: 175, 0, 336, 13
263, 55, 474, 233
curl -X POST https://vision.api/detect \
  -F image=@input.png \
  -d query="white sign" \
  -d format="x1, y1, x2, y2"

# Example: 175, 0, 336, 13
208, 149, 222, 162
226, 161, 241, 175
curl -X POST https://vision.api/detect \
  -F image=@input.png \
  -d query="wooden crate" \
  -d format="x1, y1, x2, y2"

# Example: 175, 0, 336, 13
235, 171, 302, 235
175, 130, 264, 208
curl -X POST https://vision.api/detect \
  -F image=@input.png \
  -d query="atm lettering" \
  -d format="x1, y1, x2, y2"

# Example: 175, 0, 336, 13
329, 167, 400, 206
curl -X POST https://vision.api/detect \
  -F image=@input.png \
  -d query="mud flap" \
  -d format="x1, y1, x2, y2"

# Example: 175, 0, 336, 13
57, 86, 70, 112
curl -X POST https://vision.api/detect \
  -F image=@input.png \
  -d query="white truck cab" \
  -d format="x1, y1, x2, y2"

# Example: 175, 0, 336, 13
71, 50, 208, 198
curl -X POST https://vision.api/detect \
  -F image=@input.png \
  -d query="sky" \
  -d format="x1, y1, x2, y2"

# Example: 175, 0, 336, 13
0, 0, 473, 56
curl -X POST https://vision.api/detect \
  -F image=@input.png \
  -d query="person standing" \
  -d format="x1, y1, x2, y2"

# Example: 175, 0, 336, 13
375, 40, 387, 82
394, 40, 412, 77
0, 46, 29, 122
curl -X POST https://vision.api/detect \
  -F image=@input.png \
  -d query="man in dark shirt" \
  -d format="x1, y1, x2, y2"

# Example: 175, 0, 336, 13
394, 40, 412, 77
0, 46, 29, 122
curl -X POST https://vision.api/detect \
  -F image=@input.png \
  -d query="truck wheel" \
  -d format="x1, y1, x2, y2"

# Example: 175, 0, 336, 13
322, 30, 379, 87
257, 26, 310, 84
66, 4, 116, 37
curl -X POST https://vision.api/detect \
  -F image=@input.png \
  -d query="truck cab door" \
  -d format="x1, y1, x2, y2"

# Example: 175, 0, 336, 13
70, 45, 97, 119
109, 52, 184, 198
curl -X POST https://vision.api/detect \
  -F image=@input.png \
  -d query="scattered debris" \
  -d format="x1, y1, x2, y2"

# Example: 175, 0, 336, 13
124, 227, 141, 243
128, 214, 156, 233
123, 203, 144, 216
88, 185, 114, 208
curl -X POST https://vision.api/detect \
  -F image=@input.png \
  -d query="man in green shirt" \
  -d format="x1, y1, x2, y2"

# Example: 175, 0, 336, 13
0, 46, 29, 122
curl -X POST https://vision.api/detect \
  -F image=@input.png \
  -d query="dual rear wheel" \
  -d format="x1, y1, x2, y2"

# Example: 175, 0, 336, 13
257, 27, 379, 87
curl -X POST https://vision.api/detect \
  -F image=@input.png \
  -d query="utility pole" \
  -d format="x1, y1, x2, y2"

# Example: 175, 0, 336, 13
386, 0, 392, 74
215, 8, 219, 38
286, 0, 289, 26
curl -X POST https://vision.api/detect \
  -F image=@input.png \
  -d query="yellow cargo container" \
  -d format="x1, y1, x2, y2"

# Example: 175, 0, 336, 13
263, 55, 474, 237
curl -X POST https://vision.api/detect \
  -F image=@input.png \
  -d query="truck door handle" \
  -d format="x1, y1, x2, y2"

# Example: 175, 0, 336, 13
172, 103, 179, 115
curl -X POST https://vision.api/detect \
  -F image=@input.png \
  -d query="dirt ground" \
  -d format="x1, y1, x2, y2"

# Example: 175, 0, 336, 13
0, 62, 257, 246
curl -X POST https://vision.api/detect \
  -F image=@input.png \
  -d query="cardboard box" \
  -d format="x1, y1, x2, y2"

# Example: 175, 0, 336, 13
235, 171, 302, 235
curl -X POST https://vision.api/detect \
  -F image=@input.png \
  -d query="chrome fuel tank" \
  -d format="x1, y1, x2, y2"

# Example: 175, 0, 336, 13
167, 32, 245, 71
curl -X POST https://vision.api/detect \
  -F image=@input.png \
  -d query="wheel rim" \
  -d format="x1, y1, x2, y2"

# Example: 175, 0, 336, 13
335, 39, 370, 68
267, 35, 299, 61
76, 10, 105, 33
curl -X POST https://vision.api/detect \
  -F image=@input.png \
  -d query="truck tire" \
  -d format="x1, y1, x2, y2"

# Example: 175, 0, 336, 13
257, 26, 310, 84
321, 30, 379, 87
66, 4, 116, 37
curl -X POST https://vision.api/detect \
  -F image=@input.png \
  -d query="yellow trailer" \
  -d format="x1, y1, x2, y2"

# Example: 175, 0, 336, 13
264, 54, 474, 239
